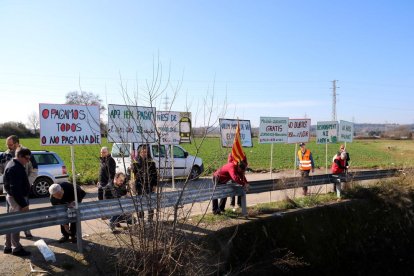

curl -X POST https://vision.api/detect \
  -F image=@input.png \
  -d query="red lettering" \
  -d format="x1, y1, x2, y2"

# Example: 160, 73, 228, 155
41, 109, 49, 119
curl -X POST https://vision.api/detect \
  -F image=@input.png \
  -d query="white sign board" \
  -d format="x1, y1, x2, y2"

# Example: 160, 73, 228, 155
338, 120, 354, 143
107, 104, 156, 143
156, 111, 191, 145
287, 118, 311, 144
219, 119, 253, 148
39, 104, 101, 146
316, 121, 338, 144
258, 117, 289, 144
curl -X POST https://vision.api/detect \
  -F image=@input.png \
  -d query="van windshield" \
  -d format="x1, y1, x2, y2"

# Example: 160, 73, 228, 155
111, 143, 130, 158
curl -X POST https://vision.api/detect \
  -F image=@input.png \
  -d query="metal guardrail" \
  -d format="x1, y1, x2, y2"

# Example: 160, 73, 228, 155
0, 169, 401, 235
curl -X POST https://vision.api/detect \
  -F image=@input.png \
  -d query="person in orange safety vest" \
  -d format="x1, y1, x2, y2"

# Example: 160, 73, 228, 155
297, 142, 315, 196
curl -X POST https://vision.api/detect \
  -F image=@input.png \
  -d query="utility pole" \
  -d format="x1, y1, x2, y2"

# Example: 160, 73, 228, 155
162, 94, 170, 111
332, 80, 339, 121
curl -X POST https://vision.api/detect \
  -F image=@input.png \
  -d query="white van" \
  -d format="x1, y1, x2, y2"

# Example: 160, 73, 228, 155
111, 143, 204, 180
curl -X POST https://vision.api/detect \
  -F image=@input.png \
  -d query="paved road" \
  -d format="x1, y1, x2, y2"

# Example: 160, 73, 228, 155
0, 169, 333, 245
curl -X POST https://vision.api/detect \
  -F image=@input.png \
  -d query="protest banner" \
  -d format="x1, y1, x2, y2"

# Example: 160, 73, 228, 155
219, 119, 253, 148
107, 104, 156, 143
39, 104, 101, 146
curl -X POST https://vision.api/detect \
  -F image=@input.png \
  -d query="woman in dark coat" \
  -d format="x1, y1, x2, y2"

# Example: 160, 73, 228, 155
131, 145, 158, 221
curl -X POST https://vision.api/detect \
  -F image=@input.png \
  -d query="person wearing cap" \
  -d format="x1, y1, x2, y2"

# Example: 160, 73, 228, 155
49, 182, 86, 243
297, 143, 315, 196
212, 158, 248, 215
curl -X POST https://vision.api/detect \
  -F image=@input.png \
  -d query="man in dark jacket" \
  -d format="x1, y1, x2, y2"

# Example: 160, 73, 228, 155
97, 146, 116, 201
3, 148, 32, 256
49, 182, 86, 243
131, 145, 158, 221
105, 172, 134, 232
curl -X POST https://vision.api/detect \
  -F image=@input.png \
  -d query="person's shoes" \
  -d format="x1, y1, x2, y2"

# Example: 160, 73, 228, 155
3, 248, 12, 254
115, 223, 122, 228
24, 232, 33, 239
213, 210, 221, 215
111, 229, 121, 234
71, 237, 77, 243
12, 248, 31, 257
58, 236, 69, 243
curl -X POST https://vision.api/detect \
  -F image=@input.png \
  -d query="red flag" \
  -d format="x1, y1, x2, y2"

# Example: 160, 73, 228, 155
231, 121, 246, 163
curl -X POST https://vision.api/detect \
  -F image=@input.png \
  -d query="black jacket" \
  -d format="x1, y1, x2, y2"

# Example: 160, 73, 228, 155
131, 156, 158, 194
4, 159, 31, 208
50, 182, 86, 205
98, 155, 116, 187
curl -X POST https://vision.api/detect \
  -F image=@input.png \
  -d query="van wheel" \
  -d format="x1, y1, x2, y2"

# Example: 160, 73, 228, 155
32, 177, 53, 197
189, 166, 201, 180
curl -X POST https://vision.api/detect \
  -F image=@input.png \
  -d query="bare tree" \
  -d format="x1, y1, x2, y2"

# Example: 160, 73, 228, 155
65, 91, 106, 115
100, 58, 230, 275
27, 111, 39, 135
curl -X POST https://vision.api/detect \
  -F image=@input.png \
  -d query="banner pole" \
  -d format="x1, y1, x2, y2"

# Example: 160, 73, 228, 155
171, 144, 175, 190
70, 146, 83, 253
294, 144, 297, 176
269, 143, 273, 202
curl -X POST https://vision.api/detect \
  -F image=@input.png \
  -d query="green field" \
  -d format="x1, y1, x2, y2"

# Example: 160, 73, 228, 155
1, 137, 413, 184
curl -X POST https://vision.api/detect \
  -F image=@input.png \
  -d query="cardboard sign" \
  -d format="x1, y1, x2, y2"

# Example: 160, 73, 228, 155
156, 111, 191, 144
338, 120, 354, 143
219, 119, 253, 148
287, 118, 311, 144
39, 104, 101, 146
258, 117, 289, 144
107, 104, 156, 143
316, 121, 338, 144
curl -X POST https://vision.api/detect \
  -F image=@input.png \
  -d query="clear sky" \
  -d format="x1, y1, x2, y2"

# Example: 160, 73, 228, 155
1, 0, 413, 127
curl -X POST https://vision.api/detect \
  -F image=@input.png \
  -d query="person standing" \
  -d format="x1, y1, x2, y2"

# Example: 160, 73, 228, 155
212, 160, 248, 215
297, 143, 315, 196
131, 145, 158, 222
3, 148, 32, 256
49, 182, 86, 243
2, 135, 37, 239
97, 146, 116, 201
331, 152, 349, 199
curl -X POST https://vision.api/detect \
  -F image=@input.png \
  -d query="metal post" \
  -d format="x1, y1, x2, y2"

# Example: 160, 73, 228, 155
241, 189, 247, 217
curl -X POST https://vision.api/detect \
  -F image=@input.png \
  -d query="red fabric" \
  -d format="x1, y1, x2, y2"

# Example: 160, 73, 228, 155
231, 122, 246, 163
331, 156, 346, 174
213, 162, 247, 186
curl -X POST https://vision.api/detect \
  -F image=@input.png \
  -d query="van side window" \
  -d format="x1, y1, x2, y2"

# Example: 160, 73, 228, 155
152, 145, 166, 158
173, 146, 186, 158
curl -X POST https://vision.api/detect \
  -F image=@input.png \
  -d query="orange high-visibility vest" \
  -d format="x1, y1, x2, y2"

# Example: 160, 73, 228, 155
298, 149, 312, 171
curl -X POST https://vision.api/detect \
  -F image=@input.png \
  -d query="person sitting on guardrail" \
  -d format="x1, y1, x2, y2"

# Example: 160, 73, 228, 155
212, 159, 248, 215
49, 182, 86, 243
105, 172, 134, 232
297, 143, 315, 196
331, 151, 349, 199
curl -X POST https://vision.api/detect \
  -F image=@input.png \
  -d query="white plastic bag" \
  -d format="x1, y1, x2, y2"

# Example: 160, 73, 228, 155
34, 239, 56, 262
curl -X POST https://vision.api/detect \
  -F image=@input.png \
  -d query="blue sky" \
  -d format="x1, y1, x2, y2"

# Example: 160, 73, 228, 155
1, 0, 413, 127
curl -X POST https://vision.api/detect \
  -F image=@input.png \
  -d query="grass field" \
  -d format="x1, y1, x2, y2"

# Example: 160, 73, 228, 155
1, 137, 413, 184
